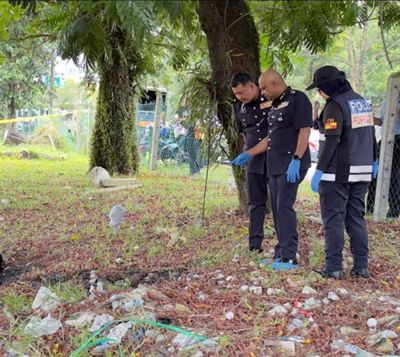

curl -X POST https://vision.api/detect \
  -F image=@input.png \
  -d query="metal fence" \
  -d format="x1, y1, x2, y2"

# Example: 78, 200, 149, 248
0, 110, 94, 155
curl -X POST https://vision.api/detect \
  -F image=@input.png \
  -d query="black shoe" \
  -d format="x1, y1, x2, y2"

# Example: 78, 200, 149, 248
249, 247, 264, 254
315, 269, 345, 280
351, 268, 370, 278
281, 257, 298, 265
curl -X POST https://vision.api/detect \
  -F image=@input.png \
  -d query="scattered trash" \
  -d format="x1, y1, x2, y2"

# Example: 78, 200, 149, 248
287, 318, 304, 332
367, 318, 378, 333
226, 275, 235, 282
215, 273, 224, 280
264, 340, 295, 356
197, 292, 209, 301
239, 285, 249, 292
268, 306, 288, 317
330, 339, 375, 357
335, 288, 349, 297
31, 287, 61, 313
109, 205, 125, 233
107, 322, 132, 344
225, 311, 234, 320
115, 258, 124, 265
65, 312, 96, 327
24, 315, 62, 337
249, 286, 262, 295
327, 291, 340, 301
340, 326, 358, 336
175, 303, 192, 314
267, 288, 284, 296
303, 297, 322, 311
365, 330, 398, 346
1, 199, 10, 207
123, 298, 144, 312
376, 338, 395, 355
172, 333, 197, 348
302, 286, 317, 295
89, 314, 114, 333
280, 336, 311, 344
155, 334, 166, 343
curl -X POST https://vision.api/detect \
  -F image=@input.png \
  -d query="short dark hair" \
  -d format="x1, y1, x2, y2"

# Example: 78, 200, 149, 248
231, 73, 255, 88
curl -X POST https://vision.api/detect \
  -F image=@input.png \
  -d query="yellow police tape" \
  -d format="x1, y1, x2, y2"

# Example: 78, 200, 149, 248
0, 112, 74, 125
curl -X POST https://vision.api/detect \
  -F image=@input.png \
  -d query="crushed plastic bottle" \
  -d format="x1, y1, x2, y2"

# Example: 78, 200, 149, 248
280, 336, 311, 344
330, 339, 376, 357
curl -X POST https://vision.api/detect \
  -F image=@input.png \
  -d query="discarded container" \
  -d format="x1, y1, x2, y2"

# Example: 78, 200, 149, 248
225, 311, 234, 320
280, 336, 311, 344
367, 318, 378, 333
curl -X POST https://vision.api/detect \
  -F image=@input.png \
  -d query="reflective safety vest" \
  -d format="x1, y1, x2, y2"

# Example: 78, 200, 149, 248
321, 90, 375, 183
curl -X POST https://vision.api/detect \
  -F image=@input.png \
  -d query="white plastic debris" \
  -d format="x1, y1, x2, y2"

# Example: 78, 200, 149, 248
287, 318, 304, 332
123, 297, 144, 312
335, 288, 349, 296
328, 291, 340, 301
303, 297, 322, 311
197, 292, 209, 301
367, 318, 378, 333
172, 333, 197, 348
31, 287, 61, 313
239, 285, 249, 292
249, 286, 262, 295
268, 306, 288, 317
65, 312, 96, 327
302, 286, 317, 295
89, 314, 114, 332
1, 199, 10, 207
266, 288, 284, 296
106, 322, 132, 344
24, 315, 62, 337
365, 329, 398, 347
109, 205, 125, 233
215, 273, 224, 280
225, 311, 235, 320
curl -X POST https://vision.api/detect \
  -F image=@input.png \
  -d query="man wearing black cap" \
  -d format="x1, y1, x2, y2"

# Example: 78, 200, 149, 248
231, 73, 271, 253
307, 65, 378, 279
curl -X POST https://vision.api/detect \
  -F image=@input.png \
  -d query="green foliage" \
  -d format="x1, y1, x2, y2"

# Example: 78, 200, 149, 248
0, 12, 51, 118
1, 293, 32, 315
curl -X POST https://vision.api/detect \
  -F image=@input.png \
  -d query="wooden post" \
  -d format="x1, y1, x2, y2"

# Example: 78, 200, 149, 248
150, 90, 162, 170
374, 72, 400, 221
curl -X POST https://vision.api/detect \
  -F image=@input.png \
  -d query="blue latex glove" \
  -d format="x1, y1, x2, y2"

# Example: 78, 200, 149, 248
372, 160, 379, 179
311, 169, 323, 193
286, 159, 301, 183
269, 260, 298, 271
231, 152, 251, 167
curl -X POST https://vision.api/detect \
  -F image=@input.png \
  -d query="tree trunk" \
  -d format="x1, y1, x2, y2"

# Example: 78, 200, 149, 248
90, 26, 139, 175
198, 0, 260, 214
8, 96, 17, 130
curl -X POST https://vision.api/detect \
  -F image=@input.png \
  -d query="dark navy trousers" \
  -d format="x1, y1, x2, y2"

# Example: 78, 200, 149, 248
319, 181, 369, 272
246, 165, 268, 250
268, 171, 307, 260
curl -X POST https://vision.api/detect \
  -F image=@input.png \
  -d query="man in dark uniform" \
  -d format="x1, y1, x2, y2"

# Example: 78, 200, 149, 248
231, 73, 271, 253
232, 70, 313, 270
308, 66, 378, 279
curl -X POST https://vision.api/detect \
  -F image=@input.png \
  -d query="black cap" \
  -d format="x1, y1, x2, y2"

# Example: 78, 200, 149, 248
306, 66, 346, 90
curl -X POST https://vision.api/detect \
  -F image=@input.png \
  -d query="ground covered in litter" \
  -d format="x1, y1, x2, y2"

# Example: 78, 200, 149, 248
0, 153, 399, 356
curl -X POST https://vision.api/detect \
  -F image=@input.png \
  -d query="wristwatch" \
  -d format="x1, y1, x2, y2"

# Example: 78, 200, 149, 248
293, 154, 301, 160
